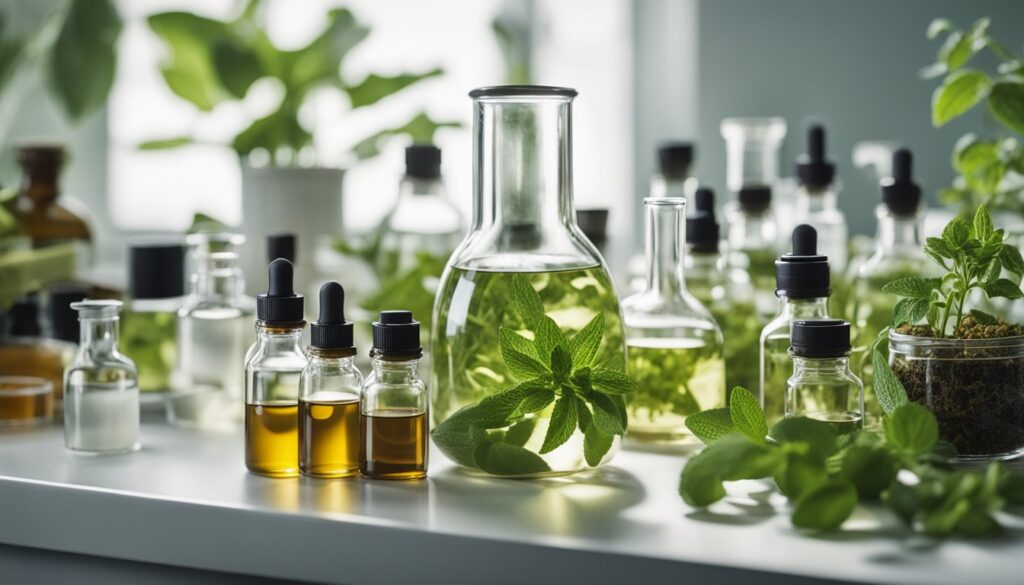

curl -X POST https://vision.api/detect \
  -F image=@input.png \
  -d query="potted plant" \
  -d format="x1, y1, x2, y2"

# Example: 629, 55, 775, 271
882, 205, 1024, 461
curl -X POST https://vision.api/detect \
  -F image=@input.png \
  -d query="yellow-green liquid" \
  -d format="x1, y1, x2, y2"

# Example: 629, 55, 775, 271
804, 411, 863, 435
120, 310, 176, 392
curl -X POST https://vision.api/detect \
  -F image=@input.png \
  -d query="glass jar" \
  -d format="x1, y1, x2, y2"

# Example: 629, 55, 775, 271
623, 197, 725, 442
889, 331, 1024, 461
786, 320, 863, 434
10, 144, 92, 253
64, 300, 140, 454
0, 376, 53, 427
431, 85, 627, 477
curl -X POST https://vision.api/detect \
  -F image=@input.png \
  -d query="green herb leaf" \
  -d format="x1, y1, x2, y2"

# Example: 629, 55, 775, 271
838, 445, 898, 499
882, 277, 938, 299
501, 344, 550, 381
729, 387, 768, 442
679, 434, 783, 507
769, 417, 838, 462
583, 422, 615, 467
573, 394, 593, 433
550, 346, 573, 383
685, 408, 734, 444
344, 68, 443, 109
589, 368, 637, 395
505, 418, 536, 446
1000, 471, 1024, 507
498, 327, 539, 360
942, 218, 971, 247
884, 403, 939, 456
514, 389, 556, 417
534, 316, 567, 365
892, 297, 929, 327
791, 481, 858, 531
475, 442, 552, 476
539, 394, 578, 454
774, 451, 829, 499
927, 18, 954, 40
932, 69, 991, 127
568, 313, 604, 367
969, 308, 1000, 324
988, 80, 1024, 135
588, 392, 626, 435
999, 244, 1024, 281
872, 349, 910, 415
507, 275, 545, 328
431, 423, 490, 468
466, 380, 550, 427
971, 204, 995, 240
983, 278, 1024, 300
925, 237, 955, 259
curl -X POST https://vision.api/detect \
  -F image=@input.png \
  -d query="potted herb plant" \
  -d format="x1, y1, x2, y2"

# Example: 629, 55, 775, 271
881, 205, 1024, 461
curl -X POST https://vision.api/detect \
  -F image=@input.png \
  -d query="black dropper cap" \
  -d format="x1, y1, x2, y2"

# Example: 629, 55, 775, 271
267, 233, 296, 265
686, 187, 720, 253
405, 145, 442, 180
129, 240, 185, 299
790, 319, 851, 358
776, 224, 831, 299
880, 148, 922, 217
658, 142, 695, 180
311, 282, 354, 350
372, 310, 421, 356
49, 284, 88, 342
738, 185, 772, 213
8, 294, 41, 336
256, 258, 304, 324
796, 124, 836, 189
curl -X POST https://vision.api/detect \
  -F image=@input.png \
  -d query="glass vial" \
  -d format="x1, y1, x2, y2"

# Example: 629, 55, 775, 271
360, 311, 427, 480
793, 124, 848, 274
786, 319, 864, 434
169, 233, 255, 429
64, 300, 140, 454
760, 225, 832, 426
622, 197, 725, 443
300, 282, 362, 478
244, 259, 306, 477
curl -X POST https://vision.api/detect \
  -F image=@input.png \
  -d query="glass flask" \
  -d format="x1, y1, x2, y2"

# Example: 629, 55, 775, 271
169, 233, 255, 429
793, 124, 848, 275
786, 319, 863, 434
64, 300, 140, 454
760, 225, 833, 426
623, 197, 725, 442
684, 187, 761, 396
848, 149, 931, 424
431, 85, 627, 477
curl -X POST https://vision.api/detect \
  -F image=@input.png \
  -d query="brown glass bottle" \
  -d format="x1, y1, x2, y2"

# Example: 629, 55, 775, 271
9, 144, 92, 247
360, 409, 427, 479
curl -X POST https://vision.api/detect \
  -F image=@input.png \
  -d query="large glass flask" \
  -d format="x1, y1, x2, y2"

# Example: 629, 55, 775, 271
431, 86, 627, 477
622, 197, 725, 443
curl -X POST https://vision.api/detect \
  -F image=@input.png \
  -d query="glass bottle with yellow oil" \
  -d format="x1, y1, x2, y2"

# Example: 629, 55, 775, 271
299, 282, 362, 478
244, 258, 305, 477
786, 319, 863, 434
360, 310, 427, 480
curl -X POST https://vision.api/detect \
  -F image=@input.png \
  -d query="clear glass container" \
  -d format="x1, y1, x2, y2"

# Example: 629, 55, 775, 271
431, 86, 627, 477
793, 125, 848, 274
64, 300, 140, 454
623, 198, 725, 442
720, 117, 787, 194
725, 193, 779, 318
10, 144, 92, 253
0, 376, 53, 427
786, 320, 863, 434
169, 233, 255, 429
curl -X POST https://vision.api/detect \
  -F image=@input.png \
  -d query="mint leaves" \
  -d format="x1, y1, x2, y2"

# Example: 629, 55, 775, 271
678, 383, 1019, 536
883, 206, 1023, 335
432, 274, 635, 475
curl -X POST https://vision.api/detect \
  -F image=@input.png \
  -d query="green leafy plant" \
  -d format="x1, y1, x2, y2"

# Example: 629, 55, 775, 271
142, 0, 458, 163
880, 205, 1023, 334
680, 381, 1023, 535
923, 17, 1024, 214
432, 274, 635, 476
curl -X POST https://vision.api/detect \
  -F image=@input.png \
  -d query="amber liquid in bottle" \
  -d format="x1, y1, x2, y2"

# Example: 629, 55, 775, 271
0, 392, 52, 425
359, 408, 427, 480
299, 397, 359, 478
245, 402, 299, 477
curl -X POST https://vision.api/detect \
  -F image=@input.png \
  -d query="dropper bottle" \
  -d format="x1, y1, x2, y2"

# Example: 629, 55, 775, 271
726, 185, 779, 316
793, 124, 848, 273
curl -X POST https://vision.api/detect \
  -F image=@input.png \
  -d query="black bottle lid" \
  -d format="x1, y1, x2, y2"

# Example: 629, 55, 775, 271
796, 124, 836, 189
790, 319, 851, 358
576, 208, 609, 248
256, 258, 304, 324
129, 239, 185, 299
686, 187, 719, 253
9, 293, 41, 336
49, 284, 88, 342
267, 233, 296, 265
738, 185, 772, 213
311, 282, 354, 350
405, 145, 442, 180
776, 224, 831, 299
881, 148, 922, 216
372, 310, 421, 356
658, 142, 695, 180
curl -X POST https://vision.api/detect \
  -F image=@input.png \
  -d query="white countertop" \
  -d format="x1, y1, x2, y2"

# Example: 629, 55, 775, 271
0, 421, 1022, 585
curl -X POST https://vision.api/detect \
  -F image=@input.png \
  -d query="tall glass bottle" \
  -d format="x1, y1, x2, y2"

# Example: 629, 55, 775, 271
431, 85, 627, 477
169, 233, 255, 428
786, 319, 864, 434
684, 187, 761, 395
759, 225, 832, 426
244, 259, 305, 477
793, 124, 848, 274
64, 300, 139, 454
848, 149, 930, 423
622, 197, 724, 442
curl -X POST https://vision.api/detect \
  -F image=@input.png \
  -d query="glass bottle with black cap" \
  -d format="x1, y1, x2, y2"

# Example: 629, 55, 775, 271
360, 310, 427, 480
244, 258, 306, 477
786, 319, 864, 435
793, 124, 849, 274
726, 185, 779, 318
759, 224, 833, 426
299, 282, 363, 478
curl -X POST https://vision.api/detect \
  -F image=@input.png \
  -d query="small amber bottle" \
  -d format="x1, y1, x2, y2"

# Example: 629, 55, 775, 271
359, 311, 428, 480
299, 282, 362, 478
10, 144, 92, 246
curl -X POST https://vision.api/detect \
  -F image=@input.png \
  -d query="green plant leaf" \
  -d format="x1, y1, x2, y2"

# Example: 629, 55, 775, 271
925, 237, 955, 259
465, 381, 549, 428
983, 278, 1024, 299
148, 11, 234, 111
989, 81, 1024, 135
679, 434, 783, 507
279, 8, 368, 91
572, 393, 593, 433
583, 422, 614, 467
588, 392, 625, 435
927, 18, 954, 39
568, 313, 604, 367
431, 423, 489, 468
942, 218, 971, 246
515, 389, 555, 416
884, 403, 939, 455
211, 38, 264, 99
534, 315, 566, 365
882, 276, 937, 299
892, 297, 929, 327
685, 408, 734, 444
729, 386, 768, 442
872, 349, 910, 414
968, 309, 999, 325
791, 481, 858, 531
231, 104, 311, 157
1000, 471, 1024, 507
838, 445, 898, 499
504, 418, 536, 447
351, 111, 461, 160
589, 368, 637, 395
539, 394, 577, 454
769, 417, 837, 462
475, 442, 551, 476
139, 137, 194, 150
345, 68, 443, 109
498, 327, 539, 360
48, 0, 122, 120
506, 274, 544, 327
550, 346, 573, 382
971, 204, 994, 240
774, 450, 828, 499
1000, 244, 1024, 280
501, 344, 549, 381
932, 70, 991, 127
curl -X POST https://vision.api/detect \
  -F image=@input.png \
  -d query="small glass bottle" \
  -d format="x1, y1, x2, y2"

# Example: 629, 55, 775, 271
725, 186, 779, 317
244, 259, 306, 477
760, 225, 833, 426
1, 292, 76, 409
64, 300, 140, 454
684, 188, 762, 396
10, 144, 92, 248
786, 319, 864, 434
360, 310, 427, 480
622, 197, 725, 443
300, 282, 363, 478
793, 124, 848, 274
120, 240, 185, 397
